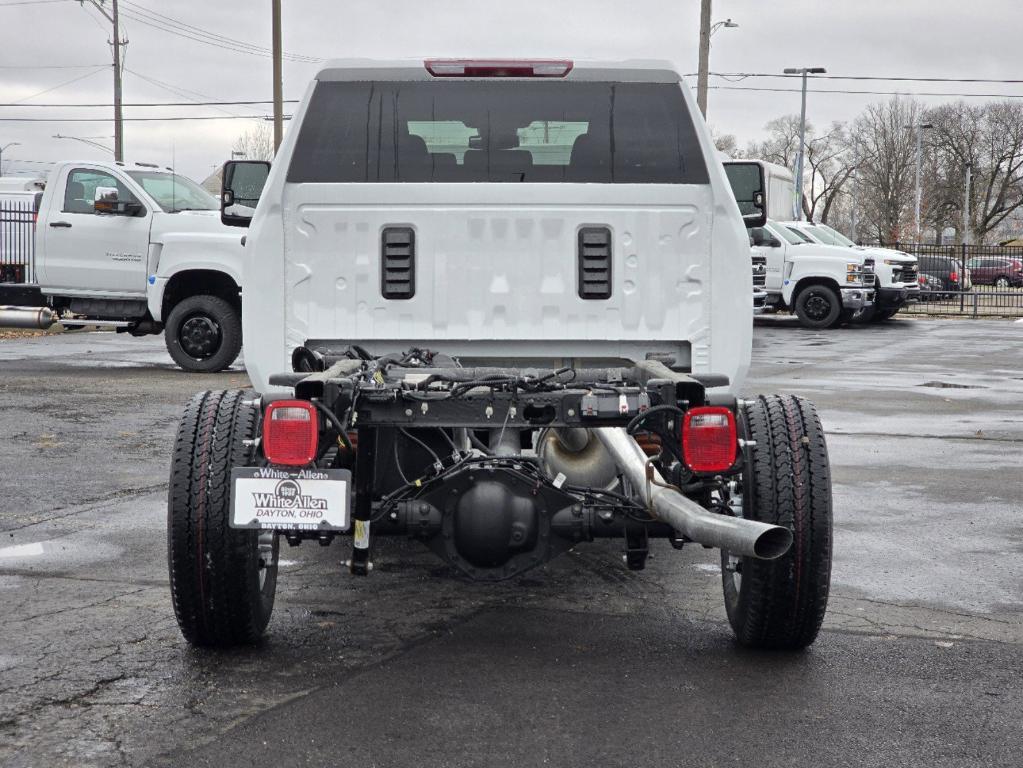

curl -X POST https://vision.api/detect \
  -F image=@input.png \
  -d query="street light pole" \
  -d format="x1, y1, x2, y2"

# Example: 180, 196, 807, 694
0, 142, 21, 176
53, 134, 115, 155
914, 122, 933, 243
963, 163, 972, 246
784, 66, 826, 221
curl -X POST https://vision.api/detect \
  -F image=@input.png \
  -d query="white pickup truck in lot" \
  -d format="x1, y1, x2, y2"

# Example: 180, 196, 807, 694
0, 160, 245, 371
749, 218, 875, 329
723, 160, 874, 329
782, 220, 919, 321
167, 58, 834, 653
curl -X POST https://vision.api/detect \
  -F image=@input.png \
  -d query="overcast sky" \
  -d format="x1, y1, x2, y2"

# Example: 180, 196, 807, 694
1, 0, 1021, 182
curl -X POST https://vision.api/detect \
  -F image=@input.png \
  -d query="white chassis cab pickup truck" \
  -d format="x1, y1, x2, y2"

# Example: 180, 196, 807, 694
781, 220, 919, 321
0, 161, 245, 372
168, 58, 834, 651
750, 219, 875, 329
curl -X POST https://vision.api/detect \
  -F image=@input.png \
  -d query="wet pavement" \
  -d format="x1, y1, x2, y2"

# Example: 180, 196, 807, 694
1, 319, 1021, 767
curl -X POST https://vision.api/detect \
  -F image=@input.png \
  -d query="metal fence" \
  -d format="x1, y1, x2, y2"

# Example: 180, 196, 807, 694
0, 199, 35, 284
867, 242, 1023, 318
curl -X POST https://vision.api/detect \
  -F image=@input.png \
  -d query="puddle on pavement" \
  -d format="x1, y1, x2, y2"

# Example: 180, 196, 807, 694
919, 381, 987, 389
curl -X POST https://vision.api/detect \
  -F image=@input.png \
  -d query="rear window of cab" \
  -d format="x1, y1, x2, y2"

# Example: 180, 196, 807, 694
286, 81, 709, 184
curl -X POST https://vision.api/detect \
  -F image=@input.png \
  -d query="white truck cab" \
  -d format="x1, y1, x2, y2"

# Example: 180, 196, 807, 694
782, 220, 919, 321
750, 219, 875, 328
167, 59, 835, 653
0, 160, 246, 371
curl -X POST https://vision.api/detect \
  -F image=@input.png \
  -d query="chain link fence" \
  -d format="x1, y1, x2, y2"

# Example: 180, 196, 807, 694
868, 242, 1023, 318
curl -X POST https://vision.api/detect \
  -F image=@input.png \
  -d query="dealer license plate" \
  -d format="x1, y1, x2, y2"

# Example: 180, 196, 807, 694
230, 467, 351, 531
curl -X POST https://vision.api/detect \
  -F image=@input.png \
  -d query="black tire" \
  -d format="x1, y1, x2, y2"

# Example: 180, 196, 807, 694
168, 389, 278, 647
995, 277, 1010, 289
165, 295, 242, 373
793, 284, 842, 330
721, 394, 833, 650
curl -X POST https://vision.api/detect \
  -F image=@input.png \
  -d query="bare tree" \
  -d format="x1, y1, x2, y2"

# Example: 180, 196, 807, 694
847, 97, 922, 243
741, 115, 854, 223
802, 122, 855, 223
712, 130, 738, 157
926, 101, 1023, 243
232, 123, 276, 162
742, 114, 802, 169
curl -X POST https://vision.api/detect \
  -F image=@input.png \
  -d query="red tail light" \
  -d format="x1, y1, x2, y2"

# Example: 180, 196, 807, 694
682, 407, 737, 473
425, 59, 573, 78
263, 400, 319, 466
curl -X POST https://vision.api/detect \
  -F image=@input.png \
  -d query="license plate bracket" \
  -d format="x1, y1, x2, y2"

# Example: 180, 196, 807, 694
230, 467, 351, 531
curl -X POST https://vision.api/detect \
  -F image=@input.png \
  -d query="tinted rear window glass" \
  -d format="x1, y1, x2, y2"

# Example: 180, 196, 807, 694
287, 80, 708, 184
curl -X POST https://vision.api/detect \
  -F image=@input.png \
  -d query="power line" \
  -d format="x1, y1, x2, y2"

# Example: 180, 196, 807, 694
699, 83, 1023, 99
0, 64, 107, 69
0, 115, 291, 122
117, 0, 323, 63
0, 98, 298, 107
0, 0, 71, 6
124, 68, 275, 121
9, 67, 108, 104
707, 71, 1023, 85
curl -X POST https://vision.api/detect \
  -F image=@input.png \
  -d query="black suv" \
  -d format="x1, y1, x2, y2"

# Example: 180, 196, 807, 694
917, 255, 972, 295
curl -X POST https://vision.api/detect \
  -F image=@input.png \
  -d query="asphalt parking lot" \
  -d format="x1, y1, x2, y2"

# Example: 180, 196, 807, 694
1, 318, 1021, 767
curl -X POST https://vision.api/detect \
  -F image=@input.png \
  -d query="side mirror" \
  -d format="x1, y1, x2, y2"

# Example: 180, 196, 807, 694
723, 161, 768, 229
94, 186, 143, 216
221, 160, 270, 228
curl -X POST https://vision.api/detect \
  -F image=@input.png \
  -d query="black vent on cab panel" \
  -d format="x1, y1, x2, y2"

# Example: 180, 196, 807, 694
578, 226, 612, 300
381, 227, 416, 300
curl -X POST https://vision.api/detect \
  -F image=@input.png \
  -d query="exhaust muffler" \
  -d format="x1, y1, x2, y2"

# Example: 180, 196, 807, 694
0, 306, 58, 330
593, 427, 792, 560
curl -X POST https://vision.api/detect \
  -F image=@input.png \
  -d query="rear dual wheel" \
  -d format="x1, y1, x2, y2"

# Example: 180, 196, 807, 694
721, 394, 833, 650
167, 389, 278, 647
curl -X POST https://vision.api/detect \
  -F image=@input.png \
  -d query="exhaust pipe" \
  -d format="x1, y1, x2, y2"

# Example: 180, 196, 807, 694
537, 428, 619, 490
593, 427, 792, 560
0, 306, 58, 330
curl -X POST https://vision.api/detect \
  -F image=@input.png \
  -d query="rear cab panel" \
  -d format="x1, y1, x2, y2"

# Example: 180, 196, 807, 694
243, 59, 752, 394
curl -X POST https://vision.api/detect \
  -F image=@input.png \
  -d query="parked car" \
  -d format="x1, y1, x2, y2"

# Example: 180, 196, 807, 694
917, 255, 971, 294
917, 272, 946, 301
965, 256, 1023, 288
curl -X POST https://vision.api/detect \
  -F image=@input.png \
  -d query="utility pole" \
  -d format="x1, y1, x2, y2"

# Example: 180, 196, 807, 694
696, 0, 712, 117
111, 0, 123, 161
784, 66, 826, 221
272, 0, 283, 153
80, 1, 127, 162
914, 122, 932, 243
